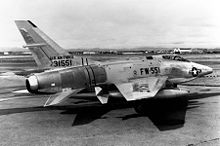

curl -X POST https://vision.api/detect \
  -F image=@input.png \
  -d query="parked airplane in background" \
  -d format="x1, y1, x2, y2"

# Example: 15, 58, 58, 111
12, 20, 213, 113
173, 48, 192, 54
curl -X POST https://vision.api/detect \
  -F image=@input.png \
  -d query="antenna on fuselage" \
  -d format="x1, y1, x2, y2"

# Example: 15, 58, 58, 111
81, 57, 84, 66
86, 58, 88, 65
81, 57, 89, 66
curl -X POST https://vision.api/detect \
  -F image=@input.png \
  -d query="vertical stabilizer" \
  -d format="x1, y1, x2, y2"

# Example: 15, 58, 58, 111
15, 20, 70, 67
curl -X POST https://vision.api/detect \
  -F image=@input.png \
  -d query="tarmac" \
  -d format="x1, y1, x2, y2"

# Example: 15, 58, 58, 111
0, 54, 220, 146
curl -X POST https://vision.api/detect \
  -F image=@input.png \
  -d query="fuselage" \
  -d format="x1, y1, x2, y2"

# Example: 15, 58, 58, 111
26, 55, 213, 94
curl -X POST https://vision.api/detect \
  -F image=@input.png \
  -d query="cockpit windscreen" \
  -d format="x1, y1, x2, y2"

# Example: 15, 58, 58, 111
162, 55, 190, 62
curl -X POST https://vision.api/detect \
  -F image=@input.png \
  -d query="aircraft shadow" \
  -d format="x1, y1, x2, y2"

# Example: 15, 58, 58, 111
115, 98, 188, 131
60, 102, 130, 126
0, 91, 219, 131
0, 105, 80, 116
58, 98, 188, 131
0, 106, 51, 116
63, 92, 219, 131
61, 106, 111, 126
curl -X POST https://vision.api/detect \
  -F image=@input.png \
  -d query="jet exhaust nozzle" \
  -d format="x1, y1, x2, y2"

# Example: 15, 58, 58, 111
26, 75, 39, 93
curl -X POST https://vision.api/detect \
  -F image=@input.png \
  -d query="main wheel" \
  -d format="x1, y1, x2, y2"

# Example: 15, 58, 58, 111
133, 101, 151, 115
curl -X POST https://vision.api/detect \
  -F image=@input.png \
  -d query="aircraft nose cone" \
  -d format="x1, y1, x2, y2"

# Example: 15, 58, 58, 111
199, 65, 213, 76
190, 63, 213, 77
205, 66, 213, 75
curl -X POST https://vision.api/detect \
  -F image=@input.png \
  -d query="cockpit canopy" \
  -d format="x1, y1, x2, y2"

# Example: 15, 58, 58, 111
162, 55, 190, 62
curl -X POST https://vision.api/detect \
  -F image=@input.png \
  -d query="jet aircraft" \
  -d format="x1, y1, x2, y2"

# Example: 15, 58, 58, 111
13, 20, 213, 113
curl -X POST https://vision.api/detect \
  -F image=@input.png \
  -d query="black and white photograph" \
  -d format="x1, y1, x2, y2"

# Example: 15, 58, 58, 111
0, 0, 219, 145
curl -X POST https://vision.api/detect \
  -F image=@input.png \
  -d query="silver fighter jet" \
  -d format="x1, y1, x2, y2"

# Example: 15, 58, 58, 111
16, 20, 213, 113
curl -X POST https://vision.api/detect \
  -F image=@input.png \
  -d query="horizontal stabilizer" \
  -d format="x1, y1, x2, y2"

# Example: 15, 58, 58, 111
44, 88, 81, 106
13, 89, 29, 94
115, 76, 167, 101
0, 96, 31, 102
23, 43, 47, 48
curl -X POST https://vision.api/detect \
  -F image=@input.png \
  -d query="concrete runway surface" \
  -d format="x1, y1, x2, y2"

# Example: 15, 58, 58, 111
0, 54, 220, 146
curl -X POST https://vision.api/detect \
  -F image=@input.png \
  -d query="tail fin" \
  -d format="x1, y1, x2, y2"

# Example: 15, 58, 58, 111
15, 20, 70, 67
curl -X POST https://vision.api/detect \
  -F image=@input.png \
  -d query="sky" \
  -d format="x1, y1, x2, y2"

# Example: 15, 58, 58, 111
0, 0, 220, 49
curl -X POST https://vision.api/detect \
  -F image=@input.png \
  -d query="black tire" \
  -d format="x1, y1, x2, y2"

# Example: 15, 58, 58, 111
133, 101, 151, 115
